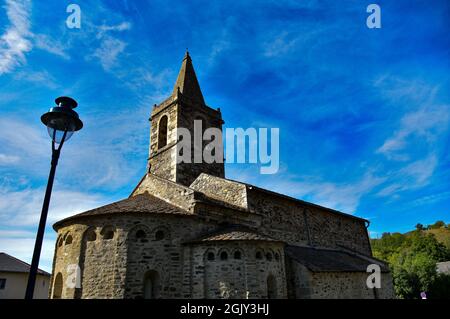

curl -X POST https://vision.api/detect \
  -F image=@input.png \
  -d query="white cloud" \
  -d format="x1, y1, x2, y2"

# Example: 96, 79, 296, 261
98, 22, 132, 33
263, 31, 301, 58
0, 0, 32, 74
0, 117, 142, 189
377, 107, 449, 160
284, 173, 385, 214
0, 153, 20, 165
0, 237, 55, 272
377, 154, 439, 197
229, 167, 385, 214
0, 186, 109, 227
88, 21, 132, 71
407, 191, 450, 207
375, 76, 450, 161
13, 69, 59, 88
400, 154, 438, 185
92, 37, 127, 71
0, 118, 48, 160
33, 34, 70, 60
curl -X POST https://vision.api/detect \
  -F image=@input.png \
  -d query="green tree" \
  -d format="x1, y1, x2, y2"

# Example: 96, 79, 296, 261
429, 220, 446, 229
372, 229, 450, 299
428, 274, 450, 299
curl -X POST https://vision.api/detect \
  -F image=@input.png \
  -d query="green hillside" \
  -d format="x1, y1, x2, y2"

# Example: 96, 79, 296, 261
425, 228, 450, 250
370, 221, 450, 299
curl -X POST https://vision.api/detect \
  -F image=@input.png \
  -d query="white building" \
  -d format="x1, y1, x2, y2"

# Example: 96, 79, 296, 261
0, 252, 50, 299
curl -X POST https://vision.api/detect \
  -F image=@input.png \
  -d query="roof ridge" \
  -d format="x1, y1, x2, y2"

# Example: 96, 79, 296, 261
0, 252, 50, 275
53, 192, 193, 230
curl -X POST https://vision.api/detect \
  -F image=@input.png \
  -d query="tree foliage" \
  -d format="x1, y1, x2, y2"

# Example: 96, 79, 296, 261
371, 225, 450, 299
429, 220, 446, 230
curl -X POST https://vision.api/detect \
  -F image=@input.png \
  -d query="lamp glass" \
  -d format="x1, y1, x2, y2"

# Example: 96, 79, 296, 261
47, 126, 74, 144
46, 117, 77, 143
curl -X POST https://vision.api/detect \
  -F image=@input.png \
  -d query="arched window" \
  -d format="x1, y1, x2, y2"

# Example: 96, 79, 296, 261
65, 235, 73, 245
267, 274, 277, 299
53, 273, 63, 299
234, 250, 242, 260
136, 229, 147, 241
266, 252, 273, 261
220, 251, 228, 261
274, 252, 280, 261
155, 230, 165, 241
207, 252, 215, 261
85, 228, 96, 242
158, 115, 168, 149
143, 270, 160, 299
101, 226, 115, 240
256, 251, 263, 260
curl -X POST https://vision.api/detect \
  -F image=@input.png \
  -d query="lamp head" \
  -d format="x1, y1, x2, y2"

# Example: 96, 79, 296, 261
41, 96, 83, 143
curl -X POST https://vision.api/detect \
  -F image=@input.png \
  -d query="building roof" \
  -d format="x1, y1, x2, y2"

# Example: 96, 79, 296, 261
285, 245, 389, 273
0, 253, 50, 276
224, 176, 369, 224
53, 192, 192, 229
172, 51, 205, 105
185, 226, 283, 244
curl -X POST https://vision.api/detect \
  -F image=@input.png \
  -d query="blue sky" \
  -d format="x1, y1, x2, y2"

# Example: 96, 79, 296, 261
0, 0, 449, 271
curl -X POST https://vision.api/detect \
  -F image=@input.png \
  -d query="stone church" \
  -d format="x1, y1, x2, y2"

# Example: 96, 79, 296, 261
50, 52, 394, 299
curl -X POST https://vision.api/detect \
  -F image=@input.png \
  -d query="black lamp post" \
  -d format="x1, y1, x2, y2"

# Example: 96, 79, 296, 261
25, 97, 83, 299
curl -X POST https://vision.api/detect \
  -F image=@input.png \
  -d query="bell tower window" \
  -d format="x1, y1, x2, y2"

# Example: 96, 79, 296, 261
158, 115, 168, 149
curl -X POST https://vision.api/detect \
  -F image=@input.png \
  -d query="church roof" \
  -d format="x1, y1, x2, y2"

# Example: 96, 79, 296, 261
172, 51, 205, 105
53, 192, 192, 229
285, 245, 389, 273
191, 173, 369, 224
0, 252, 50, 276
185, 226, 282, 244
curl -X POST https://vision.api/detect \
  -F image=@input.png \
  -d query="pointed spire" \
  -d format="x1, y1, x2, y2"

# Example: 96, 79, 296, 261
172, 51, 205, 105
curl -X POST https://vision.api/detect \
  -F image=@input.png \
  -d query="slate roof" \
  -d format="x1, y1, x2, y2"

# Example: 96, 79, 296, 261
185, 226, 282, 244
53, 192, 192, 229
285, 245, 389, 273
0, 253, 50, 276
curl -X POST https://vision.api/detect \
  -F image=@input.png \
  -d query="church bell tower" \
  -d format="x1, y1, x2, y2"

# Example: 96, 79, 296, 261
147, 52, 225, 186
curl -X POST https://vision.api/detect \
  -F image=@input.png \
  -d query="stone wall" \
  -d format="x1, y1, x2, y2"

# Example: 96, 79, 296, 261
52, 213, 221, 299
175, 95, 225, 186
247, 188, 371, 255
189, 242, 287, 299
51, 224, 85, 299
52, 221, 129, 299
286, 258, 395, 299
124, 214, 217, 298
187, 174, 372, 256
131, 173, 197, 212
190, 173, 248, 209
309, 272, 394, 299
148, 92, 225, 187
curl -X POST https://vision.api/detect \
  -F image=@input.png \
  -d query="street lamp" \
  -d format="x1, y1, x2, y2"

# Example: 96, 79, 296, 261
25, 96, 83, 299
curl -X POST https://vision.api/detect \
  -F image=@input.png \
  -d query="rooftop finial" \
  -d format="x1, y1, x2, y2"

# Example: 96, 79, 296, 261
184, 49, 190, 60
